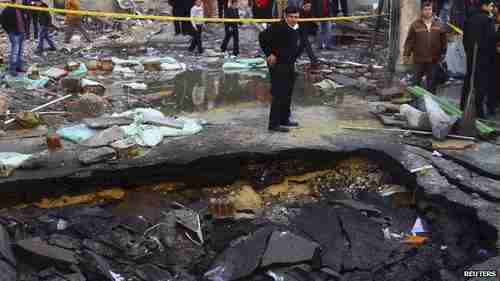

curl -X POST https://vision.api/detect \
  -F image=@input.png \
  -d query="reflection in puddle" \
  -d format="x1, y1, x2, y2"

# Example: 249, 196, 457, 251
106, 68, 349, 115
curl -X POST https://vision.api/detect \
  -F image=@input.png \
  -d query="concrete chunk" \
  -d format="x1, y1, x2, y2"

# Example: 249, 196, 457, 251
78, 147, 117, 165
261, 231, 319, 267
83, 126, 126, 148
16, 237, 77, 265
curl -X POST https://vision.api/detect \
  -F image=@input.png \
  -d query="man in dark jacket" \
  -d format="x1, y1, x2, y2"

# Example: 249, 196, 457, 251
35, 0, 56, 55
217, 0, 229, 17
1, 0, 27, 76
332, 0, 348, 17
403, 1, 447, 93
260, 6, 305, 132
221, 0, 240, 56
312, 0, 333, 49
299, 1, 318, 63
23, 0, 39, 40
461, 0, 497, 118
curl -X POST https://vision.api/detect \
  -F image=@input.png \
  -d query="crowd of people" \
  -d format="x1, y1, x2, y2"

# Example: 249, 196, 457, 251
404, 0, 500, 120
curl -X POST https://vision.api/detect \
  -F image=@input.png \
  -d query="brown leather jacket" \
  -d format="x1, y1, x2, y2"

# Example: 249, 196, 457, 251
404, 18, 447, 64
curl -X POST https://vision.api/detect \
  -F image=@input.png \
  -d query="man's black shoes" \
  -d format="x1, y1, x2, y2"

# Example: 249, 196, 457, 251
268, 126, 290, 133
281, 121, 299, 127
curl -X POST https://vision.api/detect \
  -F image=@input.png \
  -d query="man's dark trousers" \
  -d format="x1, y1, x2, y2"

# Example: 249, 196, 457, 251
414, 63, 437, 93
269, 64, 296, 128
217, 0, 228, 17
221, 26, 239, 55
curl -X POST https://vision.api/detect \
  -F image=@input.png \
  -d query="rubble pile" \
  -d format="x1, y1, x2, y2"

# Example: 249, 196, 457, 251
0, 156, 494, 281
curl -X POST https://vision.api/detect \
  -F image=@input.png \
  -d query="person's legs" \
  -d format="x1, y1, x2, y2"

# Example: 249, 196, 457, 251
8, 33, 19, 74
77, 23, 92, 43
45, 27, 56, 50
269, 65, 285, 128
423, 63, 436, 92
37, 27, 47, 52
64, 24, 75, 43
33, 14, 39, 39
339, 0, 348, 16
221, 27, 231, 52
281, 65, 296, 124
233, 28, 239, 56
15, 33, 25, 71
197, 26, 203, 53
317, 21, 330, 49
413, 63, 426, 87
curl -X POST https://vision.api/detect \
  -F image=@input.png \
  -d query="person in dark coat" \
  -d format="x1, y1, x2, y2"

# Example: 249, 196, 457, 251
494, 3, 500, 114
23, 0, 39, 40
260, 6, 305, 132
1, 0, 27, 76
299, 1, 318, 63
35, 0, 56, 55
461, 0, 497, 118
217, 0, 229, 17
311, 0, 333, 49
170, 0, 183, 35
332, 0, 348, 17
176, 0, 195, 36
221, 0, 240, 56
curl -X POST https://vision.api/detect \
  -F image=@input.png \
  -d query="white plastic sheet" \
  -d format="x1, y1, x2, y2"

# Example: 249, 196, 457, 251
0, 152, 32, 169
445, 37, 466, 78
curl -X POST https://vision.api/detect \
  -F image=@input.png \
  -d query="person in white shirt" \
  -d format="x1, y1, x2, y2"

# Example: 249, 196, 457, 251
189, 0, 204, 54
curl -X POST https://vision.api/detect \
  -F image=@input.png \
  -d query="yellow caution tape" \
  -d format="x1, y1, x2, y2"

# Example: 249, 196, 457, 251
0, 3, 383, 23
447, 22, 463, 35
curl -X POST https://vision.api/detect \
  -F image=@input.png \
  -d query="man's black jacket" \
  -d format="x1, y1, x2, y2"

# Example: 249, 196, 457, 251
224, 6, 239, 29
0, 7, 25, 33
463, 10, 497, 67
37, 3, 53, 27
260, 20, 305, 65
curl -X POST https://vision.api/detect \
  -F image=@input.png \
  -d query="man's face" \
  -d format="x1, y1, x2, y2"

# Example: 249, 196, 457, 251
286, 12, 300, 26
422, 6, 433, 19
482, 2, 494, 13
303, 3, 311, 12
195, 0, 202, 6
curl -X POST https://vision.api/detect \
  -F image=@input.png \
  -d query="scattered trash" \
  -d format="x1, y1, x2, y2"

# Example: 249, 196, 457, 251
110, 271, 125, 281
44, 67, 68, 80
402, 235, 428, 246
266, 271, 285, 281
222, 58, 267, 70
400, 104, 430, 129
314, 79, 343, 91
432, 151, 443, 157
78, 147, 117, 165
423, 95, 459, 140
173, 204, 204, 245
82, 126, 126, 148
410, 165, 434, 174
123, 83, 148, 91
5, 74, 50, 90
0, 152, 33, 177
57, 124, 97, 144
15, 112, 43, 129
411, 217, 426, 235
204, 265, 227, 281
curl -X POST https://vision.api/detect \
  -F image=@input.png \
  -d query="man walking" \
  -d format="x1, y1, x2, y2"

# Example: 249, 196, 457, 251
189, 0, 204, 55
221, 0, 240, 56
312, 0, 333, 49
64, 0, 91, 44
1, 0, 27, 76
35, 0, 57, 55
260, 6, 304, 132
461, 0, 497, 118
403, 2, 447, 93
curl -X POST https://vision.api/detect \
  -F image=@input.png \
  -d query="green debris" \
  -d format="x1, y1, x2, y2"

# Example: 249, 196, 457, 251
406, 86, 496, 135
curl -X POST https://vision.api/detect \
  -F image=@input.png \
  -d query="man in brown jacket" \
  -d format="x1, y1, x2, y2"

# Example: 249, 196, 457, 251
404, 1, 448, 93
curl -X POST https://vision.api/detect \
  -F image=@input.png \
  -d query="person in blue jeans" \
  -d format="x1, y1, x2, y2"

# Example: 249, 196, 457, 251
35, 1, 57, 55
0, 0, 27, 76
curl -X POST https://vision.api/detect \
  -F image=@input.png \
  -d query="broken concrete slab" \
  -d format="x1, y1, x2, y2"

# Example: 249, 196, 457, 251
67, 94, 106, 120
330, 199, 382, 217
16, 237, 78, 265
136, 264, 173, 281
20, 151, 50, 170
377, 87, 405, 101
208, 226, 275, 281
376, 114, 408, 127
337, 207, 395, 271
292, 203, 345, 272
78, 147, 117, 165
440, 142, 500, 180
48, 234, 82, 250
83, 117, 134, 129
83, 126, 126, 148
0, 225, 16, 266
261, 231, 319, 267
327, 74, 358, 88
